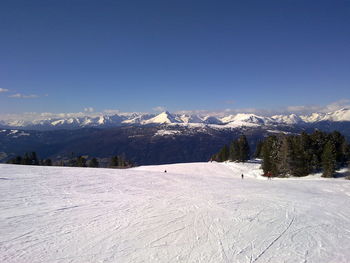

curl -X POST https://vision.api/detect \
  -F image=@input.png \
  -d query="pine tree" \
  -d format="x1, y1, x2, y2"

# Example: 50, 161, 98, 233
43, 159, 52, 166
310, 130, 327, 170
6, 156, 22, 164
254, 141, 263, 158
21, 153, 31, 165
261, 136, 278, 176
329, 131, 346, 165
300, 132, 312, 171
88, 158, 99, 168
110, 156, 119, 167
218, 145, 229, 162
238, 135, 250, 162
276, 136, 293, 176
76, 156, 87, 167
30, 152, 39, 165
290, 137, 309, 177
261, 140, 273, 174
229, 140, 239, 161
322, 141, 337, 178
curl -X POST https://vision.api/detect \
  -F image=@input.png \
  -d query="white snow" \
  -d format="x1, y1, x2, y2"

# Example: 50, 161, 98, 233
323, 108, 350, 122
0, 162, 350, 263
51, 119, 66, 126
8, 130, 18, 135
2, 108, 350, 129
271, 114, 303, 125
154, 129, 181, 136
11, 131, 30, 138
267, 129, 292, 135
220, 114, 276, 127
177, 114, 203, 124
97, 116, 107, 125
142, 111, 180, 125
122, 113, 154, 124
301, 108, 350, 123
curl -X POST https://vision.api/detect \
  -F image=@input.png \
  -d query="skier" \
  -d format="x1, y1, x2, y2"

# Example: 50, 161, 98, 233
241, 174, 244, 179
164, 170, 167, 173
267, 171, 272, 180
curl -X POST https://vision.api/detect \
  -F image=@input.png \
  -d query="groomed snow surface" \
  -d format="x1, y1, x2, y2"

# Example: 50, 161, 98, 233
0, 162, 349, 263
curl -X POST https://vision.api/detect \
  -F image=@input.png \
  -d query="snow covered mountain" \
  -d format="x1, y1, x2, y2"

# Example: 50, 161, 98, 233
141, 111, 180, 125
271, 114, 304, 125
1, 108, 350, 130
301, 108, 350, 122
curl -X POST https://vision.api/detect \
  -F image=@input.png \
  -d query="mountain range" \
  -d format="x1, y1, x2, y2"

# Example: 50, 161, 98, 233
1, 108, 350, 165
1, 108, 350, 130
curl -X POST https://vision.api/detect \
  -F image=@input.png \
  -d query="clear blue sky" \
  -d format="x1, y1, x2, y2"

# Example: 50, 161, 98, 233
0, 0, 349, 114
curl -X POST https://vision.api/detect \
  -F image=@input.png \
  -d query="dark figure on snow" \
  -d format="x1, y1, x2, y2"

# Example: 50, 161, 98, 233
164, 170, 167, 173
241, 174, 244, 179
267, 171, 272, 180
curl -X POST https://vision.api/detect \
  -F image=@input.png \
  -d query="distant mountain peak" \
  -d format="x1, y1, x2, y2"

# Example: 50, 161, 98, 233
1, 108, 350, 130
142, 111, 179, 124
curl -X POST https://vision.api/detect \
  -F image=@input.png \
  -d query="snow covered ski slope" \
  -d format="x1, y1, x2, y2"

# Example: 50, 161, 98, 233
0, 162, 349, 262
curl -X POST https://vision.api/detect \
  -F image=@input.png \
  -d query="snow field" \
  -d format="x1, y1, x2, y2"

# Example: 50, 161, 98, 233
0, 162, 349, 262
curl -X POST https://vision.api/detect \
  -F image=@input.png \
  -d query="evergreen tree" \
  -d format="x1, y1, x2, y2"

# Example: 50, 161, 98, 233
345, 144, 350, 163
6, 156, 22, 164
299, 132, 312, 171
322, 141, 337, 178
290, 137, 309, 177
21, 153, 31, 165
329, 131, 346, 165
68, 158, 77, 167
254, 141, 264, 158
76, 156, 87, 167
110, 156, 119, 167
238, 135, 250, 162
88, 157, 99, 168
218, 145, 229, 162
310, 130, 327, 170
259, 131, 348, 178
261, 139, 273, 174
276, 136, 293, 176
229, 140, 239, 161
30, 152, 39, 165
261, 136, 278, 176
212, 145, 230, 162
43, 159, 52, 166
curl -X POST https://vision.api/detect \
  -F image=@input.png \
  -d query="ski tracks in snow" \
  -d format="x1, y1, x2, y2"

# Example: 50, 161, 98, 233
1, 163, 350, 262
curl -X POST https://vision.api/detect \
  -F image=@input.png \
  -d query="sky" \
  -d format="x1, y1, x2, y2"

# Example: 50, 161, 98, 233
0, 0, 350, 117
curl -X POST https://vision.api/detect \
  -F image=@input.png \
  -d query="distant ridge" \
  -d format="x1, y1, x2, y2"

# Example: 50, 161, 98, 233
1, 108, 350, 130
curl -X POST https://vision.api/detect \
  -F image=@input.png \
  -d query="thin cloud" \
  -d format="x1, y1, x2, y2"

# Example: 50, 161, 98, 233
0, 99, 349, 121
153, 106, 166, 112
0, 88, 9, 93
103, 109, 120, 115
84, 107, 94, 113
8, 93, 39, 99
175, 99, 350, 117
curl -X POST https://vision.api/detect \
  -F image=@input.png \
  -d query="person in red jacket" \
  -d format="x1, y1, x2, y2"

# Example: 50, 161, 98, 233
267, 171, 272, 180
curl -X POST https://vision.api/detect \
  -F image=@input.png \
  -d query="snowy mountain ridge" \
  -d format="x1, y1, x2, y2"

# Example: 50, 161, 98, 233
1, 108, 350, 130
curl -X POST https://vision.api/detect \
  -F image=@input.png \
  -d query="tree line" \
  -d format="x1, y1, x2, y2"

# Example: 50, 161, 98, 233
211, 135, 250, 162
6, 153, 133, 168
257, 131, 350, 178
211, 131, 350, 178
